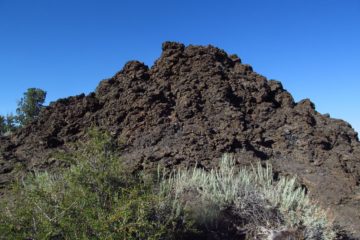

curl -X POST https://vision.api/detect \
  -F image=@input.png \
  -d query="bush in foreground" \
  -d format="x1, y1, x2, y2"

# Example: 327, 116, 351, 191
0, 130, 193, 239
160, 155, 336, 239
0, 130, 336, 239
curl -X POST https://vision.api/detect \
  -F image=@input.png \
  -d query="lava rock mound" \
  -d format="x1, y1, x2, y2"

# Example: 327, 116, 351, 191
1, 42, 360, 237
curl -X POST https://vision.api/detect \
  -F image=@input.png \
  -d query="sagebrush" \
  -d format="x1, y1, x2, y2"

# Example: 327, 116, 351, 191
160, 154, 336, 239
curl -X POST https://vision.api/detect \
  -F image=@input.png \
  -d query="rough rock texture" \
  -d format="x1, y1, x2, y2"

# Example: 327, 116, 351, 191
1, 42, 360, 237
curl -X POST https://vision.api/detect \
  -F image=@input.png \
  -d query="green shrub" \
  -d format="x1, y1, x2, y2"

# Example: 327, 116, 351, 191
0, 130, 193, 240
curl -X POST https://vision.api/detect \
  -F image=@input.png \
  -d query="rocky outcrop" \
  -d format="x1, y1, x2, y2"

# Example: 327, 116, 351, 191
1, 42, 359, 237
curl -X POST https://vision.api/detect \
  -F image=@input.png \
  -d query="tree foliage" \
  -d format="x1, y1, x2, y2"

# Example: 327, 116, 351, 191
16, 88, 46, 126
5, 114, 17, 132
0, 114, 17, 135
0, 88, 46, 136
0, 115, 5, 135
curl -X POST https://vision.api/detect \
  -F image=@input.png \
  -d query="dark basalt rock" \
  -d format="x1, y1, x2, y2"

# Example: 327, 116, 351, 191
1, 42, 359, 238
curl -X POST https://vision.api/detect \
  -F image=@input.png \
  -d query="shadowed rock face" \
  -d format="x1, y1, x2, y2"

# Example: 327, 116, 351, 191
1, 42, 359, 237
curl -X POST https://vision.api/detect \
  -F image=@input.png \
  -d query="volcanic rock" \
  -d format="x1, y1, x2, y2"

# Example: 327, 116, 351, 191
1, 42, 359, 238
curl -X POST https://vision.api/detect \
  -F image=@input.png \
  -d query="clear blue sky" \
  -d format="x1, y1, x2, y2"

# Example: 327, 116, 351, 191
0, 0, 359, 132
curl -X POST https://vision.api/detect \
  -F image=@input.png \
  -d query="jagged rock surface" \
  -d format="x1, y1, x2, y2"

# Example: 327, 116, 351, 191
1, 42, 360, 237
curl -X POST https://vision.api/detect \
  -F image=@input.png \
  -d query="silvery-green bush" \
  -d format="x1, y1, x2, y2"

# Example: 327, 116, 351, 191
160, 154, 336, 239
